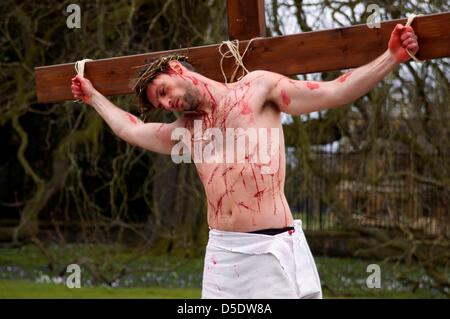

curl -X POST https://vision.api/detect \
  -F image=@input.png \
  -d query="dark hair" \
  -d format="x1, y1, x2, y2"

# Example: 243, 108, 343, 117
132, 54, 195, 121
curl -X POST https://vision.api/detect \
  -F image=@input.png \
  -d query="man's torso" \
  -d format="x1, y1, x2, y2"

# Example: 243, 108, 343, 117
180, 72, 293, 232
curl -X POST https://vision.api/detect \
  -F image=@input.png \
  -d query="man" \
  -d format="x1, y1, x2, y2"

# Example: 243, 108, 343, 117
71, 24, 418, 298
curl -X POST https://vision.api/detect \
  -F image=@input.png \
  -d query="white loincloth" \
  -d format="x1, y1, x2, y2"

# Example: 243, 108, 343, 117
201, 219, 322, 299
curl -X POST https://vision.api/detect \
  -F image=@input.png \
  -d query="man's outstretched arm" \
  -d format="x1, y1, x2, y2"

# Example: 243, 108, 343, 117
71, 75, 179, 155
265, 24, 419, 115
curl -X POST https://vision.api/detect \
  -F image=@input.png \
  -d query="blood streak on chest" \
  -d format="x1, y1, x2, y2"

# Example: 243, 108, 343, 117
240, 101, 252, 115
208, 165, 220, 185
239, 167, 247, 190
222, 166, 235, 194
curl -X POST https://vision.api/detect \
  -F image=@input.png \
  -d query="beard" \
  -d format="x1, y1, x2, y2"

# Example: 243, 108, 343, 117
182, 84, 200, 111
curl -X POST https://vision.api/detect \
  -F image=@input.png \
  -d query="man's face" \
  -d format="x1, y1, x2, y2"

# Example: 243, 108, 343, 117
146, 67, 199, 112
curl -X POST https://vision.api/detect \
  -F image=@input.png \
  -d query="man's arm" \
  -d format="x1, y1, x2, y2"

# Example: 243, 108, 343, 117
265, 24, 418, 115
71, 75, 179, 155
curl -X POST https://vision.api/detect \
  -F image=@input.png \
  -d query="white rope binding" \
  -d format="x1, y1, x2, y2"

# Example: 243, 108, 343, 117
74, 58, 93, 77
404, 13, 423, 63
74, 58, 93, 102
219, 38, 258, 83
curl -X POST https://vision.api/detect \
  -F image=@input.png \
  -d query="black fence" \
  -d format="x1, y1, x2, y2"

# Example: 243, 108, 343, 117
286, 149, 449, 236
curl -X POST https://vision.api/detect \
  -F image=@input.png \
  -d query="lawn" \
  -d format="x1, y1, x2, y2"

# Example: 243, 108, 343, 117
0, 280, 200, 298
0, 244, 446, 298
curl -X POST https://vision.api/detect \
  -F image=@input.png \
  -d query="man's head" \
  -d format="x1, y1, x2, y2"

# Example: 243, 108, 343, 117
133, 54, 199, 121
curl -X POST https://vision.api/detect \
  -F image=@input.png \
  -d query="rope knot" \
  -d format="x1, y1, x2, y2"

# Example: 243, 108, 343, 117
219, 38, 259, 83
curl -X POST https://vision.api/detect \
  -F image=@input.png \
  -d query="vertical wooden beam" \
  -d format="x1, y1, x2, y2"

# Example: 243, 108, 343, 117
227, 0, 266, 40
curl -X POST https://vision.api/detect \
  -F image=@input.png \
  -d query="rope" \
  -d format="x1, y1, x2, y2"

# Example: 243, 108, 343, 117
219, 38, 259, 83
74, 58, 93, 77
73, 59, 93, 102
404, 13, 423, 63
218, 14, 422, 77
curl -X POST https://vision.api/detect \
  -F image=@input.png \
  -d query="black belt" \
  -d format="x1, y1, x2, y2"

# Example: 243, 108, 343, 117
248, 226, 294, 236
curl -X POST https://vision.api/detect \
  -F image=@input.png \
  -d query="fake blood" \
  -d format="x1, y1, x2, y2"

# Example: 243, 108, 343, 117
240, 101, 252, 115
239, 167, 247, 190
208, 165, 220, 185
185, 75, 199, 85
250, 164, 263, 213
215, 193, 225, 216
127, 114, 137, 124
222, 166, 235, 194
254, 188, 266, 201
306, 82, 320, 90
271, 174, 277, 214
238, 201, 253, 211
280, 90, 291, 106
338, 70, 353, 83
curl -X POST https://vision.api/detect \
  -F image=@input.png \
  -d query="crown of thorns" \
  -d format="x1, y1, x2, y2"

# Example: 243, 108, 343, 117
132, 54, 189, 115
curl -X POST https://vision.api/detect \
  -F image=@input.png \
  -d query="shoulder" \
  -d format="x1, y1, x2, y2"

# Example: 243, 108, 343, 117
242, 70, 278, 82
240, 70, 287, 90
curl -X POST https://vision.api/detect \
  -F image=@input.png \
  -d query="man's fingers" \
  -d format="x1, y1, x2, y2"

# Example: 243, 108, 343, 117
391, 24, 403, 37
400, 31, 413, 41
394, 24, 404, 32
403, 38, 415, 46
71, 86, 82, 94
73, 74, 86, 85
407, 43, 418, 51
71, 75, 85, 101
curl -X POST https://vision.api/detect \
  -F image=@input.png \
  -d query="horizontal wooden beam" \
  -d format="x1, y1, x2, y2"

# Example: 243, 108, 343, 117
35, 12, 450, 103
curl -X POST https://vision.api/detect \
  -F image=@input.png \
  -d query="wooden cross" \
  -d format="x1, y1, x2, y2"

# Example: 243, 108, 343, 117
35, 1, 450, 103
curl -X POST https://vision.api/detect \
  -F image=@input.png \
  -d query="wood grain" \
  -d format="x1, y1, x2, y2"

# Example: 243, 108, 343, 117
227, 0, 266, 40
35, 12, 450, 103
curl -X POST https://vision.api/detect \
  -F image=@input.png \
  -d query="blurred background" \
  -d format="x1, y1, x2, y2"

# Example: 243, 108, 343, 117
0, 0, 448, 298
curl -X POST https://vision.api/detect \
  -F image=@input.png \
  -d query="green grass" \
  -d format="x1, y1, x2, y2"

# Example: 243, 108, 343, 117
0, 280, 200, 299
0, 244, 447, 298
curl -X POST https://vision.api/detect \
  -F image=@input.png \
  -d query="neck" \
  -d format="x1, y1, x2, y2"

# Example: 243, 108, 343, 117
183, 72, 230, 116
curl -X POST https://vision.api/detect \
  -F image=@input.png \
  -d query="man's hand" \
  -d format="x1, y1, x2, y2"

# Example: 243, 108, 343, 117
388, 24, 419, 63
71, 74, 96, 104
